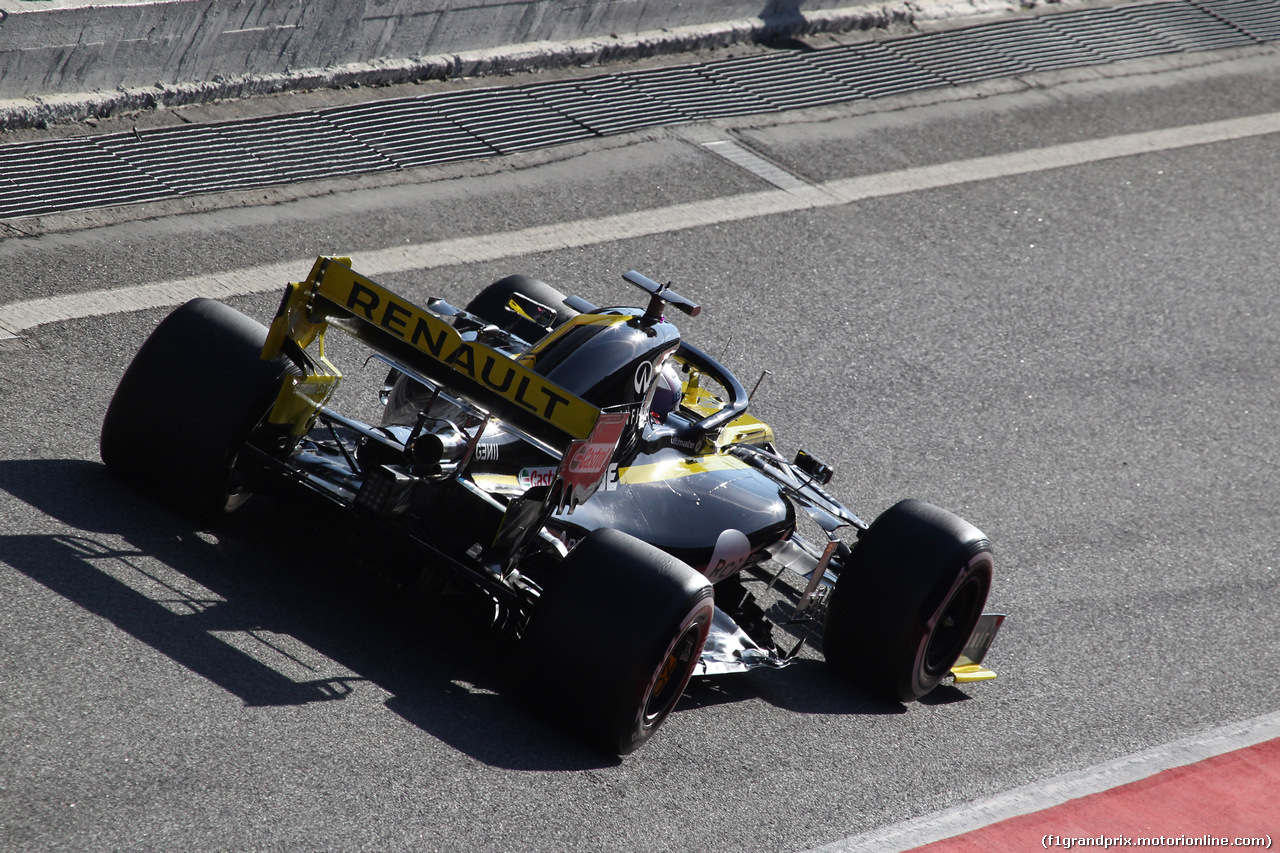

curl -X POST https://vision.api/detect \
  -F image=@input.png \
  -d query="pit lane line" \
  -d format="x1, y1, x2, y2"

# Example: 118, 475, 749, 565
800, 708, 1280, 853
3, 109, 1280, 339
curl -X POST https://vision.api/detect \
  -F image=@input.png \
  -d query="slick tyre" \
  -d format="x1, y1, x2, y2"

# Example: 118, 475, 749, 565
465, 275, 577, 343
100, 298, 294, 517
519, 528, 713, 755
823, 499, 992, 702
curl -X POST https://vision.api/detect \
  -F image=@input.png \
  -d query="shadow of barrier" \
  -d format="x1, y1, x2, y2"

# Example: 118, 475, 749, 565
1, 457, 911, 766
0, 457, 621, 768
8, 530, 361, 706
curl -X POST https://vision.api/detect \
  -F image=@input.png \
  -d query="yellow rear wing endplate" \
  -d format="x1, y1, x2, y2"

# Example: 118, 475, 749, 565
261, 257, 602, 454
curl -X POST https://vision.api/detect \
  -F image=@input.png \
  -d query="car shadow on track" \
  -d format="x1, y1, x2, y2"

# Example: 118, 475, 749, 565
0, 458, 941, 769
0, 459, 611, 768
681, 661, 912, 719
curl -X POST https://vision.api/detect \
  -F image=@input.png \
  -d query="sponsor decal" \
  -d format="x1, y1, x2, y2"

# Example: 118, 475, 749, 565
473, 442, 501, 461
547, 527, 582, 552
518, 466, 558, 489
633, 360, 653, 396
555, 412, 629, 513
705, 528, 752, 584
314, 266, 597, 440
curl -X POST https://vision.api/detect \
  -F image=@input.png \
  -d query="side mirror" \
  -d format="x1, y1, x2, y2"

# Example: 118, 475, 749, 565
507, 293, 558, 330
794, 449, 834, 485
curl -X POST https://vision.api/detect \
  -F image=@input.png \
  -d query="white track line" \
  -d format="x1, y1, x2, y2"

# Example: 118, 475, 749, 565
802, 709, 1280, 853
3, 111, 1280, 339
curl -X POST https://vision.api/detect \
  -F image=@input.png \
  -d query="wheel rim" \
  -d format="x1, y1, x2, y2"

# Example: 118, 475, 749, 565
923, 572, 986, 677
643, 615, 706, 727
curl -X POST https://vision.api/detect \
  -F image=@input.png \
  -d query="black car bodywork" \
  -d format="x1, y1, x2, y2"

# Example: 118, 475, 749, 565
101, 256, 1003, 753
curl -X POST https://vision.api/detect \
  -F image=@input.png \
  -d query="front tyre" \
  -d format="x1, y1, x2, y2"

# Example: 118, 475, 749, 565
519, 528, 713, 755
823, 499, 993, 702
100, 298, 294, 517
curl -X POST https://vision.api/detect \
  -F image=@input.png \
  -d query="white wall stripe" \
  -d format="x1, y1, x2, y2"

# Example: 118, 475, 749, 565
823, 112, 1280, 205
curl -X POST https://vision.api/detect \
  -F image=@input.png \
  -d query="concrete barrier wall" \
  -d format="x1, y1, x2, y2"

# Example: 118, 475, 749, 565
0, 0, 890, 99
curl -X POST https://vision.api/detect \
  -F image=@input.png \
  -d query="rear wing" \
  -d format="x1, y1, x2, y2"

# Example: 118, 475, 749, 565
261, 256, 602, 454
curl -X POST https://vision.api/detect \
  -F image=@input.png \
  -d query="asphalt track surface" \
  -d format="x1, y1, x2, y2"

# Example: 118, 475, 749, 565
2, 43, 1279, 853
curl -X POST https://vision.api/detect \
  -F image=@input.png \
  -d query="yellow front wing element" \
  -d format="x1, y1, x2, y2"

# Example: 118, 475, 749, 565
950, 663, 998, 684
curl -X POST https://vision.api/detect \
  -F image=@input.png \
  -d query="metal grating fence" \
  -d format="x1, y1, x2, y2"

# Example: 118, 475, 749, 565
1, 0, 1276, 221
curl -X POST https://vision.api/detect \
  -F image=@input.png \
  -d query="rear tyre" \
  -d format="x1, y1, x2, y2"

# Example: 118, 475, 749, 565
100, 298, 294, 517
823, 499, 992, 702
465, 275, 577, 343
519, 528, 713, 754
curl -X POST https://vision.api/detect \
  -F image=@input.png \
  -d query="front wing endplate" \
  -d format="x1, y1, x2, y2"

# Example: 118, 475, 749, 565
949, 612, 1006, 684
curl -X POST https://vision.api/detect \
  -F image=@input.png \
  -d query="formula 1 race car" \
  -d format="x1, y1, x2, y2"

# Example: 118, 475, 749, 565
101, 256, 1004, 754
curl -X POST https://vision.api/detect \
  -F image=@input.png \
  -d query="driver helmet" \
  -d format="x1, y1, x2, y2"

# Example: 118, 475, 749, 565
650, 361, 683, 422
